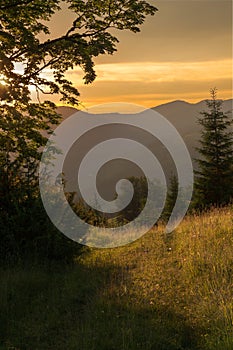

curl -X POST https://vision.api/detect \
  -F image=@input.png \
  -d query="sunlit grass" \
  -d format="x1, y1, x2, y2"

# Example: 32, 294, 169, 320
0, 207, 233, 349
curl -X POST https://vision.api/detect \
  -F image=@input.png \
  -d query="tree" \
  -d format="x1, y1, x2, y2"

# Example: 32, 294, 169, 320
119, 176, 148, 222
195, 88, 233, 208
117, 176, 165, 226
0, 0, 157, 261
0, 0, 157, 197
0, 0, 157, 105
162, 174, 178, 222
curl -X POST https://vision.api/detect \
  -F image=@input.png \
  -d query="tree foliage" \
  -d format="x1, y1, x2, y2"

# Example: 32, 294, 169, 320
162, 174, 178, 222
195, 88, 233, 207
117, 176, 165, 226
0, 0, 157, 105
0, 0, 157, 192
0, 0, 157, 262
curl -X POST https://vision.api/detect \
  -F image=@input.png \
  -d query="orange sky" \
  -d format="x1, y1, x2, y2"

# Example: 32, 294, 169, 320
36, 0, 232, 108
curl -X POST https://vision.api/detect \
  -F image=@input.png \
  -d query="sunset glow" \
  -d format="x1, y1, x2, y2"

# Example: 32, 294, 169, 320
64, 59, 232, 108
36, 0, 232, 108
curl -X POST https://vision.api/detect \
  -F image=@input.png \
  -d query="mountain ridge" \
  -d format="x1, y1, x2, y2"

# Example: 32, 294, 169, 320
56, 98, 232, 117
55, 99, 232, 195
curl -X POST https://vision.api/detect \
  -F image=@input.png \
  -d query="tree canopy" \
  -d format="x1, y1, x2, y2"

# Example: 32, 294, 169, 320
0, 0, 157, 105
0, 0, 157, 193
0, 0, 157, 262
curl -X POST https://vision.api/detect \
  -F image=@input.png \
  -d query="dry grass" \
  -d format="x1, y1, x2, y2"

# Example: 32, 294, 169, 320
1, 207, 233, 349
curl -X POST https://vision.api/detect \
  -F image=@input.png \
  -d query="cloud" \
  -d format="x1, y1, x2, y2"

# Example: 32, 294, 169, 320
30, 59, 232, 108
77, 75, 232, 108
67, 59, 232, 85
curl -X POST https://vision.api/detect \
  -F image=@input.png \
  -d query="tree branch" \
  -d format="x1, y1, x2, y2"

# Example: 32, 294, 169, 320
0, 0, 34, 10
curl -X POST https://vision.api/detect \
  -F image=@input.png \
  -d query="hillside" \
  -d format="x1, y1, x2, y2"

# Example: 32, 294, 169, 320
1, 207, 233, 349
153, 99, 233, 161
55, 99, 232, 197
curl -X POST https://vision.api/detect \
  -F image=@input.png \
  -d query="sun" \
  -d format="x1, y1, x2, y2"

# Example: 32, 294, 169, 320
0, 74, 7, 86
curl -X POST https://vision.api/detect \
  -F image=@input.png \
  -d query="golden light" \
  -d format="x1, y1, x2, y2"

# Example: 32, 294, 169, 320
0, 74, 7, 86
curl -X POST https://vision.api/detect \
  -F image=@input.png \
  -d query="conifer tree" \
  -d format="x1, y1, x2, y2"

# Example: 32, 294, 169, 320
163, 174, 179, 221
195, 88, 233, 207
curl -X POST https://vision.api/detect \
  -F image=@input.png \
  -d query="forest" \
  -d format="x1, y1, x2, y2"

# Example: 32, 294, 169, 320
0, 1, 233, 349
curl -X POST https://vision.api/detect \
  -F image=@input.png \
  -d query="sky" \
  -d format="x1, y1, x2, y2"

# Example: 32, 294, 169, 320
40, 0, 232, 108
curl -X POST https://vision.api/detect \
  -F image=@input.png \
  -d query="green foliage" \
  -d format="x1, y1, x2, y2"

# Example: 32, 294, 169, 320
117, 176, 165, 225
0, 101, 60, 196
195, 88, 233, 208
119, 176, 148, 222
0, 0, 157, 105
0, 0, 157, 184
0, 0, 157, 263
116, 175, 189, 227
67, 192, 107, 227
66, 175, 166, 230
162, 174, 179, 221
0, 188, 78, 265
0, 101, 62, 263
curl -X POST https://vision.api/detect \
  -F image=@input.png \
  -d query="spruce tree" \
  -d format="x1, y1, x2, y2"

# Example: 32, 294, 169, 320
195, 88, 233, 208
163, 174, 179, 222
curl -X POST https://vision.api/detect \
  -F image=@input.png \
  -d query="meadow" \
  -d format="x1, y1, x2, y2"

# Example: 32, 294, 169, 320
0, 207, 233, 350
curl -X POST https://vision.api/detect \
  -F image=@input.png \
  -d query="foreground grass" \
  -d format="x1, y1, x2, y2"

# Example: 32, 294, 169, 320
0, 207, 233, 350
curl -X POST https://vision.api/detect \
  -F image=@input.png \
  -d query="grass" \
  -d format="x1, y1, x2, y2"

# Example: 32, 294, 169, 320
0, 207, 233, 349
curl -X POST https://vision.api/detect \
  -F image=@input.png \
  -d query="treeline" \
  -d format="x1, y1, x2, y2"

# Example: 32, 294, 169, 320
68, 89, 233, 229
0, 2, 232, 264
0, 89, 232, 264
0, 90, 232, 263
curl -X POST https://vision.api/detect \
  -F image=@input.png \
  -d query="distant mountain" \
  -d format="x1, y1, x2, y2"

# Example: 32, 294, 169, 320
54, 99, 232, 197
153, 99, 232, 162
56, 106, 78, 120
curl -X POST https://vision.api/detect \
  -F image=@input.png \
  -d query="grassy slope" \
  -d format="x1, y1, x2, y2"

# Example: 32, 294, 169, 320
0, 207, 233, 350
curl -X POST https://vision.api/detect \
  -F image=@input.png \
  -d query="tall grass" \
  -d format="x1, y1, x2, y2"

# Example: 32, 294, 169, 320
0, 207, 232, 349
